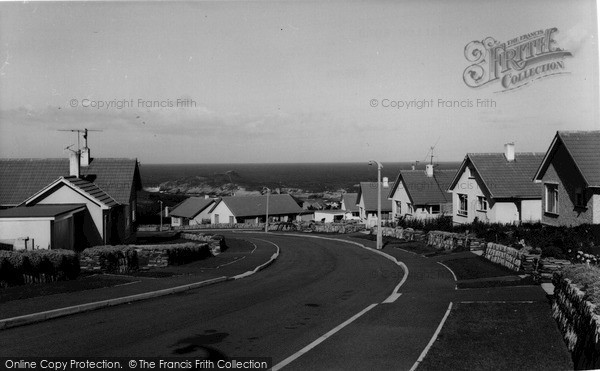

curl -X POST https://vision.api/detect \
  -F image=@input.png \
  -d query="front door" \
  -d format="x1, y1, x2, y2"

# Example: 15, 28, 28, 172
214, 214, 219, 224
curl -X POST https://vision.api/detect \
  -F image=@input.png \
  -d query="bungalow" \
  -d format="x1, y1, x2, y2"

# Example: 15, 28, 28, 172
169, 197, 215, 227
209, 194, 302, 225
533, 130, 600, 226
388, 164, 456, 221
340, 193, 360, 219
356, 181, 394, 227
0, 148, 142, 250
447, 143, 543, 225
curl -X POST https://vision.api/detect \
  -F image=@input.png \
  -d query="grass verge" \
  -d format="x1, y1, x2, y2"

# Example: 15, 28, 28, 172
418, 302, 573, 371
442, 256, 517, 280
0, 274, 135, 303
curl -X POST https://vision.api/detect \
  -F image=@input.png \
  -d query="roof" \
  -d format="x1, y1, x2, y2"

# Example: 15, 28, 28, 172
448, 153, 543, 199
357, 182, 395, 212
534, 131, 600, 187
0, 158, 141, 206
341, 193, 359, 212
211, 194, 303, 217
169, 197, 215, 219
388, 170, 456, 205
0, 204, 86, 218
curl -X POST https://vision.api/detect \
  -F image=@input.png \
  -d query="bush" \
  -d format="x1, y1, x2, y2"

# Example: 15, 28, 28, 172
0, 249, 80, 286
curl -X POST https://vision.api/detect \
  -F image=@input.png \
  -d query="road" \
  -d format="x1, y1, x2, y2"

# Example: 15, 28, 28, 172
0, 234, 409, 369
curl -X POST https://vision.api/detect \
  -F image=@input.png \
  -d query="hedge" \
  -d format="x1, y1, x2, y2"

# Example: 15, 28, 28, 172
0, 249, 80, 287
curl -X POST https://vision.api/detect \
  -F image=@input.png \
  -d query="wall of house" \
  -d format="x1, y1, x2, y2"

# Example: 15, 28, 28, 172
521, 199, 542, 222
488, 201, 519, 224
0, 219, 51, 249
210, 203, 235, 224
191, 208, 212, 225
541, 144, 595, 226
390, 182, 409, 220
36, 185, 106, 241
452, 165, 489, 224
594, 192, 600, 224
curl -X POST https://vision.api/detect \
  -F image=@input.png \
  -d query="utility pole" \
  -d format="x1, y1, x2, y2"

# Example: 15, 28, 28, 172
369, 160, 383, 250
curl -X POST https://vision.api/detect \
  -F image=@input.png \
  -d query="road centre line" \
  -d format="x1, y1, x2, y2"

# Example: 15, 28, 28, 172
272, 303, 378, 371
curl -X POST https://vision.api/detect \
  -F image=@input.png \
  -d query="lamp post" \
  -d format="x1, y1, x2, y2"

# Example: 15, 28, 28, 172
264, 187, 270, 233
159, 200, 163, 232
369, 160, 383, 250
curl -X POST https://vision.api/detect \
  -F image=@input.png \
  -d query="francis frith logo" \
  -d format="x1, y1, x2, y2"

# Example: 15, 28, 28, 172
463, 27, 572, 92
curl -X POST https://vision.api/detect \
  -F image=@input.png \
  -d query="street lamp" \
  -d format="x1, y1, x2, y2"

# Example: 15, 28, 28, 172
264, 187, 270, 233
158, 200, 164, 232
369, 160, 383, 250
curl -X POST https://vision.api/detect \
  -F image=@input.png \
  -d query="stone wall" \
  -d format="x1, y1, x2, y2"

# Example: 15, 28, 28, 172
552, 272, 600, 369
307, 223, 366, 234
426, 231, 485, 251
372, 227, 426, 241
180, 232, 226, 255
483, 243, 523, 271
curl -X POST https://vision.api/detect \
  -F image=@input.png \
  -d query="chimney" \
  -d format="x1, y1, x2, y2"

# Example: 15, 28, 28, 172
411, 164, 415, 170
425, 164, 434, 177
382, 177, 389, 188
504, 142, 515, 162
69, 150, 81, 178
80, 147, 91, 166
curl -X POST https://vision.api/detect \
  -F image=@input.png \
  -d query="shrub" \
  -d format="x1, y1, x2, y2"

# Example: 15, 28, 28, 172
0, 249, 80, 286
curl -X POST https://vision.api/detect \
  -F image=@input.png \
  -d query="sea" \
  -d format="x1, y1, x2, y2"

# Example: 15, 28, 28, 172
139, 162, 462, 194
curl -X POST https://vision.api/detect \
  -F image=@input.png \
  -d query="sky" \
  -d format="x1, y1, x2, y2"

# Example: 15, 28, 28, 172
0, 0, 598, 164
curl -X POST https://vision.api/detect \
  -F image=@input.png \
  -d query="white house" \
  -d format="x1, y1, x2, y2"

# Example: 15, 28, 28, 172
0, 150, 142, 250
447, 143, 543, 225
169, 197, 215, 227
209, 194, 302, 225
533, 130, 600, 226
356, 182, 394, 227
314, 209, 358, 223
388, 165, 456, 221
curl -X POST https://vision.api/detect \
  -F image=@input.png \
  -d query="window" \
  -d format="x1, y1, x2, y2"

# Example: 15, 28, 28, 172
476, 196, 488, 211
575, 187, 586, 207
396, 201, 402, 214
458, 194, 468, 216
407, 203, 413, 215
545, 184, 558, 214
229, 216, 235, 224
430, 205, 441, 214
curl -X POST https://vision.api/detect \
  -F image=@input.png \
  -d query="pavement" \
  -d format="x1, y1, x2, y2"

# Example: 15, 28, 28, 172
0, 235, 278, 330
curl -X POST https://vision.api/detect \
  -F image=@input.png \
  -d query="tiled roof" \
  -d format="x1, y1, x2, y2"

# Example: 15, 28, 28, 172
534, 131, 600, 187
389, 170, 456, 205
61, 177, 119, 207
212, 194, 303, 217
449, 153, 543, 199
0, 204, 86, 218
169, 197, 214, 219
341, 193, 359, 212
0, 158, 141, 206
358, 182, 395, 212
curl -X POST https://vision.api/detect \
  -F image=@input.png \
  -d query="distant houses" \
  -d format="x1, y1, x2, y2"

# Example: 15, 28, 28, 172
533, 131, 600, 226
356, 182, 394, 227
388, 164, 455, 221
447, 143, 543, 225
209, 194, 302, 225
340, 193, 360, 219
169, 197, 215, 227
0, 149, 142, 250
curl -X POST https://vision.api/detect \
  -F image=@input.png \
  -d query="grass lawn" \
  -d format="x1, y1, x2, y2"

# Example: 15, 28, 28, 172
419, 302, 573, 371
457, 275, 538, 289
0, 274, 134, 303
442, 256, 517, 280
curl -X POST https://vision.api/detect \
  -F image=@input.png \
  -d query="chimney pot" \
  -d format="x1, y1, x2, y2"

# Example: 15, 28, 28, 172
504, 142, 515, 162
81, 147, 91, 166
69, 150, 81, 178
426, 164, 434, 177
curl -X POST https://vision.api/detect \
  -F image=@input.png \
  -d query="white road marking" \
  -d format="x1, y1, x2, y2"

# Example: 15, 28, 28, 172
232, 238, 279, 280
382, 292, 402, 303
459, 300, 536, 304
272, 303, 378, 371
437, 261, 457, 281
409, 302, 453, 371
